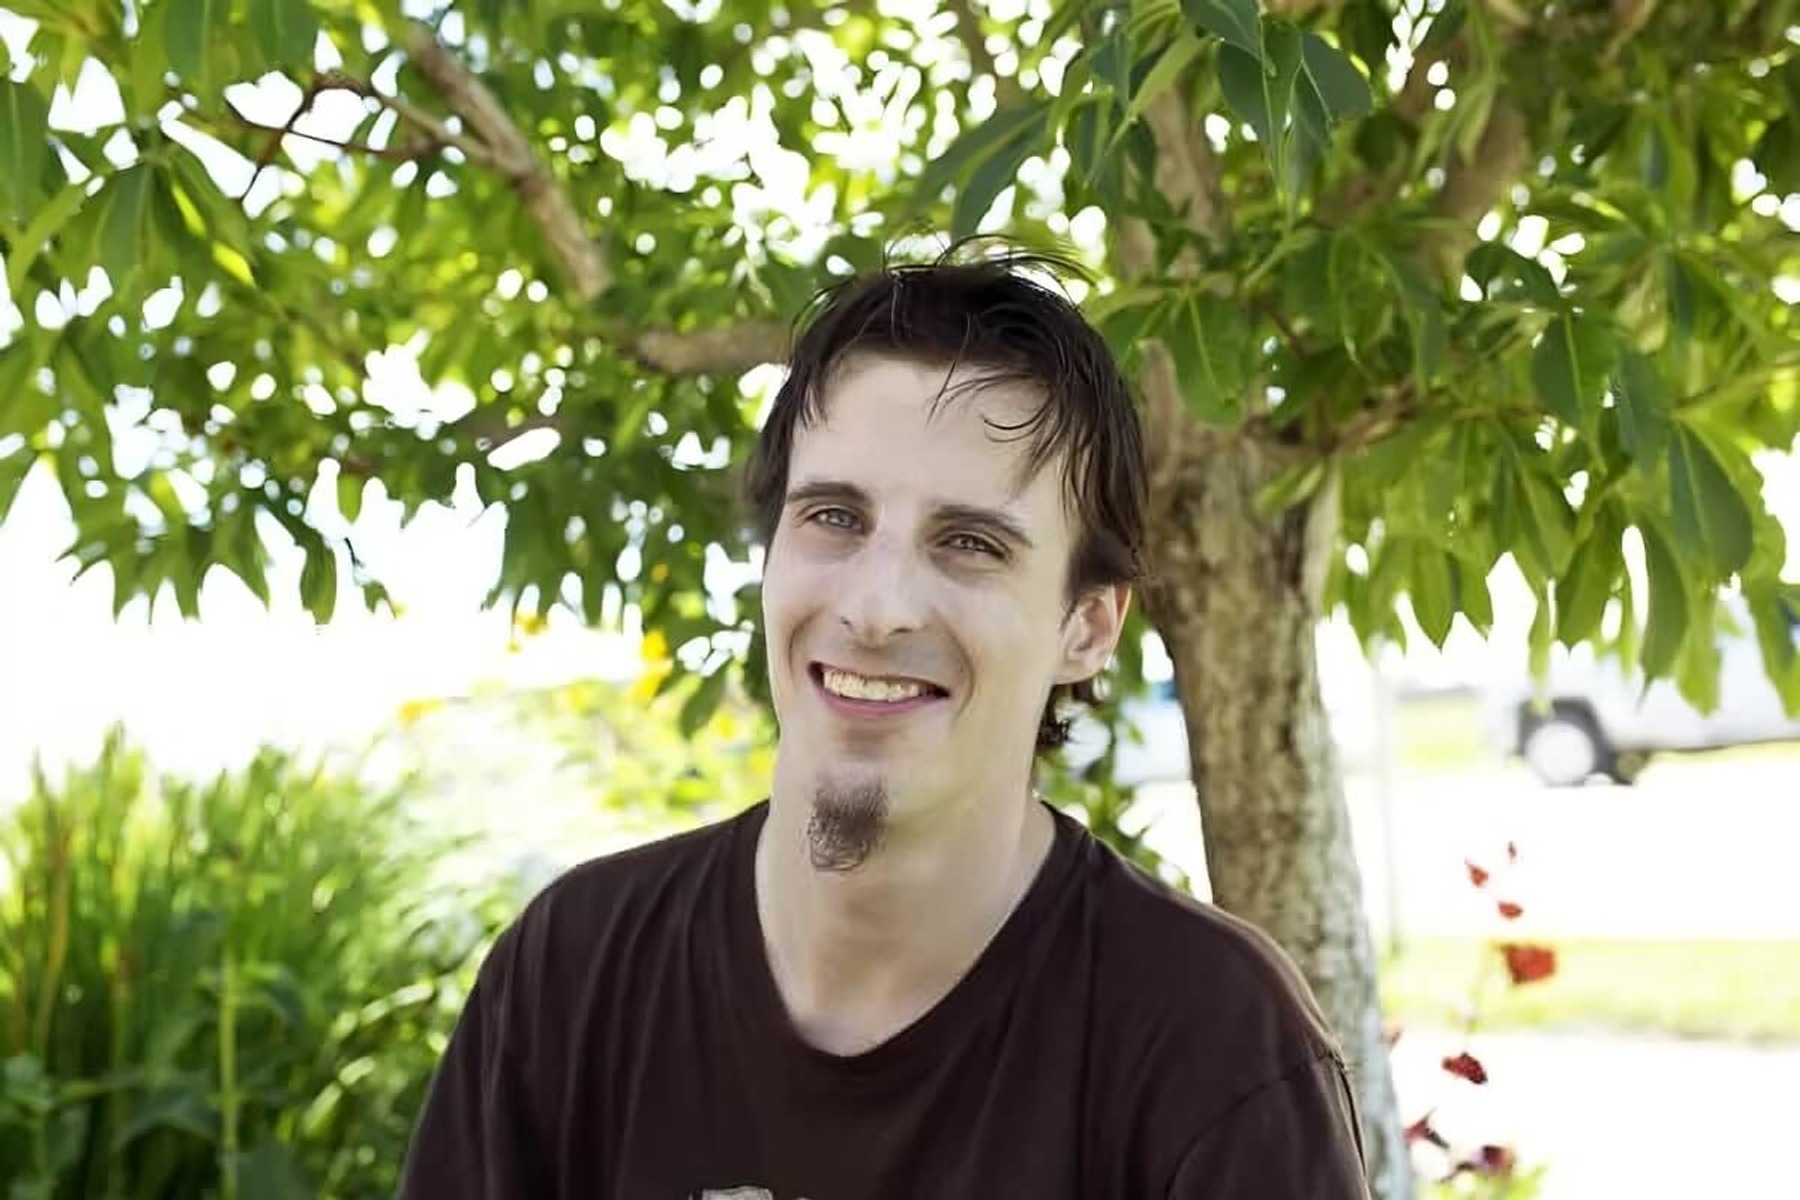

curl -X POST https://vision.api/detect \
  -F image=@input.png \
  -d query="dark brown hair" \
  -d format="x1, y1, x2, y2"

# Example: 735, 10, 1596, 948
742, 238, 1149, 751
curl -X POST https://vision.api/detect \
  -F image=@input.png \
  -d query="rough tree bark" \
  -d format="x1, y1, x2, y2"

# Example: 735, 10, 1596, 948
1123, 83, 1416, 1200
1139, 426, 1412, 1200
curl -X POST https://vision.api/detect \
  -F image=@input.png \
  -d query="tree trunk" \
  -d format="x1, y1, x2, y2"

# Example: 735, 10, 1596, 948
1141, 426, 1414, 1200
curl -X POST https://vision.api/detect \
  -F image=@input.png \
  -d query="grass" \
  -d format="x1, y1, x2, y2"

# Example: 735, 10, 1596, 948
1379, 937, 1800, 1044
1394, 695, 1491, 773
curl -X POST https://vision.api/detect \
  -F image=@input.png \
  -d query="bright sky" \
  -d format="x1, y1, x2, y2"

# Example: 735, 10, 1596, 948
0, 8, 1796, 800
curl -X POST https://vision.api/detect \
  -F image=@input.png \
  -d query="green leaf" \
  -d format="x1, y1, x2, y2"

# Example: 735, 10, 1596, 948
1668, 423, 1753, 576
99, 165, 153, 290
1166, 292, 1250, 423
6, 182, 89, 299
171, 149, 253, 256
1639, 522, 1689, 681
1452, 553, 1493, 634
1094, 293, 1163, 371
224, 509, 271, 606
1530, 313, 1615, 427
1185, 0, 1263, 61
1298, 33, 1371, 122
1527, 585, 1552, 683
0, 447, 35, 521
234, 1140, 315, 1200
1489, 454, 1521, 554
1410, 544, 1455, 648
952, 131, 1033, 238
1466, 242, 1560, 306
1518, 468, 1574, 575
1127, 30, 1205, 123
1218, 23, 1303, 186
1746, 583, 1800, 716
165, 0, 221, 91
337, 473, 364, 522
1752, 116, 1800, 197
1420, 0, 1467, 51
301, 545, 337, 624
1673, 600, 1722, 713
249, 0, 320, 69
1327, 232, 1384, 365
1255, 457, 1328, 516
1066, 99, 1109, 193
1555, 513, 1620, 647
0, 79, 52, 218
128, 0, 173, 114
1611, 349, 1670, 466
914, 105, 1044, 207
678, 665, 729, 738
1093, 26, 1132, 105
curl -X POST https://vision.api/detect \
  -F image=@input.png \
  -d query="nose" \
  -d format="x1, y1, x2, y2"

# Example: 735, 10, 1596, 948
836, 529, 929, 644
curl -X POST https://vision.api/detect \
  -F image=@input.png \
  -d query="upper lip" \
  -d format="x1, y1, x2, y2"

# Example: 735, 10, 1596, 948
813, 662, 948, 694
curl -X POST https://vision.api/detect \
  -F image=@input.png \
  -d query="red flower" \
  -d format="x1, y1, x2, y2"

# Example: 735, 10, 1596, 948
1405, 1112, 1449, 1150
1461, 1144, 1518, 1178
1441, 1051, 1489, 1085
1497, 900, 1524, 920
1500, 943, 1558, 985
1465, 859, 1490, 888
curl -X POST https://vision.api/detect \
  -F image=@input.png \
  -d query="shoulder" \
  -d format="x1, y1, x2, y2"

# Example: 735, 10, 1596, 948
1063, 815, 1344, 1092
510, 804, 753, 951
476, 803, 757, 1011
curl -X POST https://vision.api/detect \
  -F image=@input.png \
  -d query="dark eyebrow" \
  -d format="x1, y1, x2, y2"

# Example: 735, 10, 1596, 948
934, 503, 1035, 552
784, 479, 1035, 551
784, 479, 871, 509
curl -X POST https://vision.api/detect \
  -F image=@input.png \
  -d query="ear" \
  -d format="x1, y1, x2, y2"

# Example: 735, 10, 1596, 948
1054, 583, 1132, 686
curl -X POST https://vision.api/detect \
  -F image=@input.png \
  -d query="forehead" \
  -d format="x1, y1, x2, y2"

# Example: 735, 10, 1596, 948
793, 353, 1061, 503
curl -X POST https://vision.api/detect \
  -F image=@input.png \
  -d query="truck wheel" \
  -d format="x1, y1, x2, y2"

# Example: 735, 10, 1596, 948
1521, 709, 1607, 787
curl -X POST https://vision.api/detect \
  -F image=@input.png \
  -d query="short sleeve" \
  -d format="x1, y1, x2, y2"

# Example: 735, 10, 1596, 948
1167, 1051, 1370, 1200
398, 922, 551, 1199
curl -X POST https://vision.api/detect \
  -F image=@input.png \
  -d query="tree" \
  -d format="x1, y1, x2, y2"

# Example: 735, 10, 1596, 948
1, 0, 1796, 1195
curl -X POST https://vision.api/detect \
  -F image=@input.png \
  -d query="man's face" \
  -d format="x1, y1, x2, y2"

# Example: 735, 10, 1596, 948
760, 353, 1123, 831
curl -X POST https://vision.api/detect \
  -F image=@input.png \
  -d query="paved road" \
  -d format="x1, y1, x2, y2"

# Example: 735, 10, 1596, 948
1391, 1027, 1799, 1200
1132, 751, 1800, 940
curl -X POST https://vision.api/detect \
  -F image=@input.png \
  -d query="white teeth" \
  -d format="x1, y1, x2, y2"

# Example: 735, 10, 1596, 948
822, 668, 929, 703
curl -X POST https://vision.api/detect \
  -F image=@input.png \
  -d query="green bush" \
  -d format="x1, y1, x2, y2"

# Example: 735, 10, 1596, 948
0, 728, 508, 1200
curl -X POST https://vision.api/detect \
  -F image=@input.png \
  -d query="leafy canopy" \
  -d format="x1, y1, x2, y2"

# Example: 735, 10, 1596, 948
0, 0, 1796, 730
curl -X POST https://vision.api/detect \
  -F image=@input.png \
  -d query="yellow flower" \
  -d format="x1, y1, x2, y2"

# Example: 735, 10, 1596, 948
396, 697, 445, 727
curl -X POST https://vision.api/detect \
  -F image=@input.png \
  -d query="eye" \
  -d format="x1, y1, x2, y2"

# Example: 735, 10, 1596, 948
807, 506, 859, 531
946, 532, 1004, 558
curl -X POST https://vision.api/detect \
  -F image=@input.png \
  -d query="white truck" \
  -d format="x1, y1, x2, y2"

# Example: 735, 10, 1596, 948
1478, 599, 1800, 786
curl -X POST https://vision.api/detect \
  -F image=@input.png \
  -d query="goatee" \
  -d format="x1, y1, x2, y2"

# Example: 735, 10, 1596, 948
806, 780, 888, 872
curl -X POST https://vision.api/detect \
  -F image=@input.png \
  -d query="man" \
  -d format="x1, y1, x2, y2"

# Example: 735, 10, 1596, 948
399, 244, 1371, 1198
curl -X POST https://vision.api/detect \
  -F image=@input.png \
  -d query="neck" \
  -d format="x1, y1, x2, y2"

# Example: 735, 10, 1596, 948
753, 767, 1056, 1056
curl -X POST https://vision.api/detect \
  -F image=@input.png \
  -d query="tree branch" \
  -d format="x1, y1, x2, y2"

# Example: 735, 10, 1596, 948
399, 22, 612, 301
1418, 99, 1530, 281
615, 319, 792, 376
1111, 83, 1233, 531
952, 0, 1022, 107
238, 79, 329, 201
1141, 87, 1228, 249
219, 112, 429, 162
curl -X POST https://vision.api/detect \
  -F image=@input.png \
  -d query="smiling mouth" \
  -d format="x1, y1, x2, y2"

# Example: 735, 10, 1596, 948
810, 663, 949, 705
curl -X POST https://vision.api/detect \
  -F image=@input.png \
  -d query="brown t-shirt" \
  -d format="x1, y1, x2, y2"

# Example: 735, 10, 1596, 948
399, 800, 1369, 1199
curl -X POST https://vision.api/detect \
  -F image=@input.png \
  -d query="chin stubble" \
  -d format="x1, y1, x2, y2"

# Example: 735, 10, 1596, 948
806, 780, 888, 872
